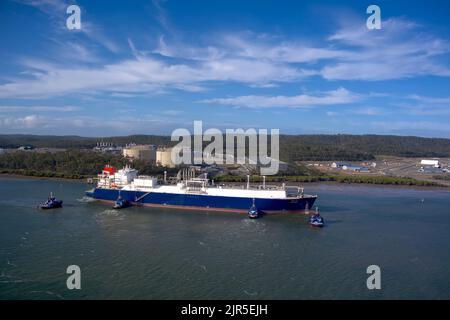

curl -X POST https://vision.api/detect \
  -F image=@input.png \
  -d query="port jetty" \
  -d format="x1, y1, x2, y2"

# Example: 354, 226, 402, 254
1, 134, 450, 187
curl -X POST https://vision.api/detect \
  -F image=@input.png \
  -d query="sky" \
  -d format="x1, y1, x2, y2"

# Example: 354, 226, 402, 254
1, 0, 450, 137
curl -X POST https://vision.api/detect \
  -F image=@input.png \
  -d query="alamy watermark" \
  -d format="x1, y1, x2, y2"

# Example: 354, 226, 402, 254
366, 5, 381, 30
171, 121, 280, 175
65, 4, 380, 34
66, 5, 81, 30
366, 265, 381, 290
66, 265, 81, 290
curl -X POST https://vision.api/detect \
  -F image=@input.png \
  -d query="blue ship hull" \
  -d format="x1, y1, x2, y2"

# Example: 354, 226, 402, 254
86, 188, 317, 214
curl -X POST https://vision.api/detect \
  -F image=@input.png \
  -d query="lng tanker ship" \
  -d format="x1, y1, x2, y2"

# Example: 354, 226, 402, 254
85, 166, 317, 214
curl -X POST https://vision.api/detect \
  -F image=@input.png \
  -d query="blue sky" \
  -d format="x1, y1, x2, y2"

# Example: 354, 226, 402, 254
1, 0, 450, 137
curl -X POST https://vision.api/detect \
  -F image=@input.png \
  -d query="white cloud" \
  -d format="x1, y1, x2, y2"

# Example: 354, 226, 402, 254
18, 0, 121, 54
0, 55, 307, 98
154, 35, 225, 61
404, 107, 450, 116
0, 105, 79, 112
0, 114, 46, 128
0, 113, 186, 135
321, 59, 450, 81
321, 18, 450, 80
391, 94, 450, 115
80, 21, 121, 54
200, 87, 361, 108
407, 94, 450, 104
2, 5, 450, 102
16, 0, 67, 17
353, 107, 384, 116
221, 33, 351, 63
160, 109, 184, 116
371, 120, 450, 133
152, 18, 450, 82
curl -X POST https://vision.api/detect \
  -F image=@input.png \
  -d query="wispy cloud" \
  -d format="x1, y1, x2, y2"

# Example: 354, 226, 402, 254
0, 114, 47, 129
16, 0, 68, 20
220, 32, 351, 63
200, 87, 361, 108
152, 0, 176, 37
371, 120, 450, 134
353, 107, 385, 116
153, 18, 450, 81
0, 113, 187, 135
160, 109, 184, 116
0, 55, 305, 98
407, 94, 450, 104
321, 18, 450, 80
80, 22, 121, 54
2, 6, 450, 99
0, 105, 79, 112
2, 1, 450, 137
17, 0, 120, 54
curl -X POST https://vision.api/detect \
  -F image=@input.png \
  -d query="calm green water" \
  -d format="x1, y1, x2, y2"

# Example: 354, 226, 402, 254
0, 177, 449, 300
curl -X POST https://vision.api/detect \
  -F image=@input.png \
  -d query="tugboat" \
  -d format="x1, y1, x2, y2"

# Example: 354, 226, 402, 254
309, 207, 324, 227
39, 192, 63, 210
248, 198, 260, 219
113, 192, 130, 209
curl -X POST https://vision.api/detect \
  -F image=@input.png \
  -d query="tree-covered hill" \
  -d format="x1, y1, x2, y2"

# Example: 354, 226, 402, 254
279, 134, 450, 161
0, 134, 171, 149
1, 133, 450, 161
0, 150, 178, 179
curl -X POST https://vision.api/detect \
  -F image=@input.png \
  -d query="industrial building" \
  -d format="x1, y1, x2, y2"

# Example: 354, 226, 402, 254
93, 142, 122, 154
331, 162, 351, 168
122, 144, 156, 163
342, 165, 370, 172
420, 159, 440, 168
156, 147, 176, 168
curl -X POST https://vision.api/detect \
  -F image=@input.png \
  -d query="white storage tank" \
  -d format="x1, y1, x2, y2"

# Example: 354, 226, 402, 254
420, 159, 440, 167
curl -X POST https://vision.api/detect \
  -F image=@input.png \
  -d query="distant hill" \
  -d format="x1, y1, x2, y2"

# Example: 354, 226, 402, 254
1, 134, 450, 161
279, 134, 450, 161
0, 134, 171, 149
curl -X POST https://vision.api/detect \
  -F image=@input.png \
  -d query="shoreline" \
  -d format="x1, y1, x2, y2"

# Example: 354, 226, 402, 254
214, 174, 448, 188
0, 173, 87, 183
1, 172, 448, 190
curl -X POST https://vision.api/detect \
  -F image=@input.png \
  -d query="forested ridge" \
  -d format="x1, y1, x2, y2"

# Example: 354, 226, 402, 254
0, 134, 171, 149
0, 150, 443, 187
0, 150, 178, 179
2, 134, 450, 161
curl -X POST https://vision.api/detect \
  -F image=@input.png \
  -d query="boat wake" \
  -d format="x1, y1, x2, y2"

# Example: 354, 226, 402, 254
77, 196, 96, 203
0, 271, 34, 284
97, 209, 121, 216
6, 259, 17, 267
29, 290, 64, 300
243, 289, 258, 297
94, 210, 126, 223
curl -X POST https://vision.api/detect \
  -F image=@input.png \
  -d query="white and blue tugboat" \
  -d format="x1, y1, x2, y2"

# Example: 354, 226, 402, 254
248, 198, 260, 219
86, 166, 317, 215
309, 207, 324, 227
39, 192, 63, 210
113, 191, 130, 209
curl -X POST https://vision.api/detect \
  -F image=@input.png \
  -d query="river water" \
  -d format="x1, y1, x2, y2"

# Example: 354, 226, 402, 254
1, 177, 449, 299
